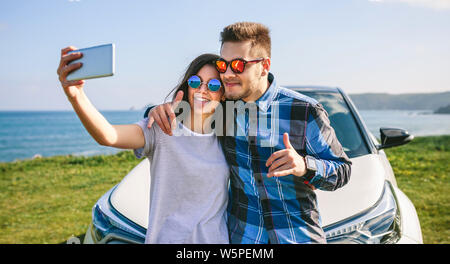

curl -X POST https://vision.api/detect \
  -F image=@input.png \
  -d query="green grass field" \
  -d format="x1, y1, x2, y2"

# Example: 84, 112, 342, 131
0, 136, 448, 244
383, 135, 449, 244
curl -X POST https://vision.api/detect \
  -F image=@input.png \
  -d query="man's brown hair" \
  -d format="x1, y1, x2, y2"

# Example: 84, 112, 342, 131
220, 22, 271, 58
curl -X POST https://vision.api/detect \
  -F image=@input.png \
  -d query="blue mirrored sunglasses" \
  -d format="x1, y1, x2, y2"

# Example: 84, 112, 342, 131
187, 75, 222, 92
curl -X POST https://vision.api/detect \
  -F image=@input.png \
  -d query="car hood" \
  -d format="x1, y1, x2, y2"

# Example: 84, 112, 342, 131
316, 154, 386, 226
110, 158, 151, 228
110, 154, 386, 229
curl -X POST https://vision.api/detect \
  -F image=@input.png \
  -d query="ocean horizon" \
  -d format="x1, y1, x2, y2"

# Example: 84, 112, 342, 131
1, 109, 449, 163
0, 110, 144, 163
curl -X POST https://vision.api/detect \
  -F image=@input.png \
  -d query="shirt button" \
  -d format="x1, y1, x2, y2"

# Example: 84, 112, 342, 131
254, 173, 263, 184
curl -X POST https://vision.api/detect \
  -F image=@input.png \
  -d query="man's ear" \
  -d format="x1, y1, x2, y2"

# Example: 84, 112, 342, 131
261, 58, 271, 76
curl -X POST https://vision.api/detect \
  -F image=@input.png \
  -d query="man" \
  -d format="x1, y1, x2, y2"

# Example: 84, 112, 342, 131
148, 22, 352, 244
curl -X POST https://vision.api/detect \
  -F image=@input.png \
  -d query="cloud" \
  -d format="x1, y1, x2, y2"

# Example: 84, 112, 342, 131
369, 0, 450, 10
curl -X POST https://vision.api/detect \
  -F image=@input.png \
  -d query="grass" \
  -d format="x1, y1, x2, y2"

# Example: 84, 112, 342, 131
383, 135, 449, 244
0, 136, 448, 244
0, 151, 142, 244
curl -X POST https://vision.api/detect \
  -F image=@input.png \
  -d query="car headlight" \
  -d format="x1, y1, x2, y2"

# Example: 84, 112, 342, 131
91, 187, 146, 244
323, 181, 401, 244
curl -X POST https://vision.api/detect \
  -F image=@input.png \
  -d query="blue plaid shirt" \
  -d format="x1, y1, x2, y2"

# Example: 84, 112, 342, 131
219, 73, 352, 244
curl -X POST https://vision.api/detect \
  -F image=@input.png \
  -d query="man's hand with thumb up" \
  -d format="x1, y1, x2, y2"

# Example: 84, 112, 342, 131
266, 133, 307, 178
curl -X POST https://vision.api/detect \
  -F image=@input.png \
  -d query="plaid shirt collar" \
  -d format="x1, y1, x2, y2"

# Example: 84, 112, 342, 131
254, 72, 278, 113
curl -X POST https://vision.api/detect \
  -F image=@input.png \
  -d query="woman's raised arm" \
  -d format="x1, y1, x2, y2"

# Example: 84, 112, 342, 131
57, 46, 145, 149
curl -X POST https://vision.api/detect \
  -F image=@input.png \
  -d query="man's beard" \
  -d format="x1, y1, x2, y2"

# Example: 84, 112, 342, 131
224, 85, 253, 101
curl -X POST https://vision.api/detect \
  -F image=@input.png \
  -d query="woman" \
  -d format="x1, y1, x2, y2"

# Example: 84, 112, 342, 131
57, 47, 229, 244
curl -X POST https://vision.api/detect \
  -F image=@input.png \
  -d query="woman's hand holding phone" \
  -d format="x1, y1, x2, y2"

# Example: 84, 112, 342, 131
55, 46, 145, 150
57, 46, 85, 100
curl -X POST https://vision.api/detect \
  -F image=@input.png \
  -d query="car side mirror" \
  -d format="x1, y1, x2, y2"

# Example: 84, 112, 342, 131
377, 127, 414, 150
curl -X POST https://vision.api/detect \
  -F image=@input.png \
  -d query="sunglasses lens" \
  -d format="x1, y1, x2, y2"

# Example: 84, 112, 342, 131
187, 75, 201, 88
208, 79, 221, 92
231, 60, 244, 73
215, 60, 227, 73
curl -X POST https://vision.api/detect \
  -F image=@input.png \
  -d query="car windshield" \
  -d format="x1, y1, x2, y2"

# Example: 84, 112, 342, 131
298, 91, 370, 158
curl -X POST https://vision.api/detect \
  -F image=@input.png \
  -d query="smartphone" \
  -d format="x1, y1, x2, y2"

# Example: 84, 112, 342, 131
66, 43, 115, 81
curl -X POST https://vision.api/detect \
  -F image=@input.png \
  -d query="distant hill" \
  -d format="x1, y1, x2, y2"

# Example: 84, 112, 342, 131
138, 92, 450, 112
348, 91, 450, 110
435, 104, 450, 114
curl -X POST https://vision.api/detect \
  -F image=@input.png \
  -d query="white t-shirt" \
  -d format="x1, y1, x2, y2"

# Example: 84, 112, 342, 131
134, 118, 230, 244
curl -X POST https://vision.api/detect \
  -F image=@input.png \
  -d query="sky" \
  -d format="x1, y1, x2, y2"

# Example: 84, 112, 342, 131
0, 0, 449, 110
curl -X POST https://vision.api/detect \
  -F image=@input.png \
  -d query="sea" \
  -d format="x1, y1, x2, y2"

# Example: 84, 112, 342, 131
0, 110, 449, 162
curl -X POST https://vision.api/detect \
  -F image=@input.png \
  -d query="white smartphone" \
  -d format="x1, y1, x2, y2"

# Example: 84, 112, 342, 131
66, 43, 115, 81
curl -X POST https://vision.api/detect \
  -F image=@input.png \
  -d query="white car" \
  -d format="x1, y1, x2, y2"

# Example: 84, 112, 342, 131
83, 86, 423, 244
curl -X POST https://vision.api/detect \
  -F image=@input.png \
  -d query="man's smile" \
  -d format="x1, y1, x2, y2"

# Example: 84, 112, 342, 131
224, 81, 241, 88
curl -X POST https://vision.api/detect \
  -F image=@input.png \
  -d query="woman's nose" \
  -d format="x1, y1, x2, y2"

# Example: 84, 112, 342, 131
199, 83, 208, 91
196, 83, 210, 93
